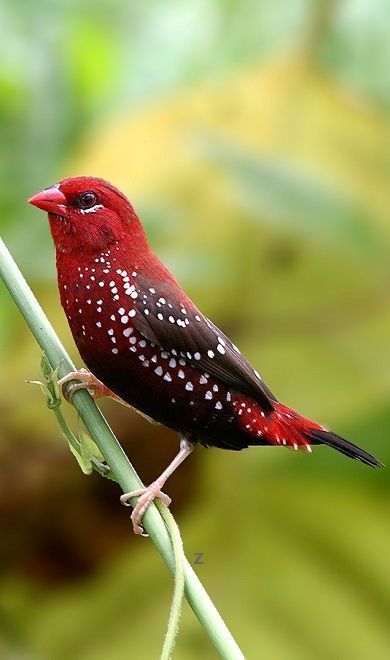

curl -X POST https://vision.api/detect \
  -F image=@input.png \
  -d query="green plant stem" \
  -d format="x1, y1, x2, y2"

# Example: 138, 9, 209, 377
0, 236, 244, 660
50, 399, 110, 476
51, 400, 82, 455
157, 501, 185, 660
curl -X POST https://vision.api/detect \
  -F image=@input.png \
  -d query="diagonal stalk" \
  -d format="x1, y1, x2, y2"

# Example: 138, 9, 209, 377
0, 235, 244, 660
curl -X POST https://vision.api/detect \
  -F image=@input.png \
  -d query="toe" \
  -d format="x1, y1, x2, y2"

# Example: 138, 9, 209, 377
121, 485, 171, 535
131, 513, 145, 536
120, 489, 146, 506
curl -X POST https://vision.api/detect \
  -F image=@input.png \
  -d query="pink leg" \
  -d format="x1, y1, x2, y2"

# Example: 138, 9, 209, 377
120, 437, 194, 535
58, 369, 123, 403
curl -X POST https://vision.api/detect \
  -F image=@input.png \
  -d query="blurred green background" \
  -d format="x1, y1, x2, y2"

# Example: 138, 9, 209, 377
0, 1, 389, 658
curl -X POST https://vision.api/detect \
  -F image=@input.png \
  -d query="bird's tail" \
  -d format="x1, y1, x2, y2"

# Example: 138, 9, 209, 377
233, 397, 383, 467
306, 428, 383, 467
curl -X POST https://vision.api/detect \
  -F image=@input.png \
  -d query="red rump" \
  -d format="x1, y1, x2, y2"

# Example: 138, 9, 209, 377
232, 395, 323, 452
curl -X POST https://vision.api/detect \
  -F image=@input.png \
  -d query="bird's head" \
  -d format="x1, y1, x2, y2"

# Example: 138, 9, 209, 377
28, 176, 146, 255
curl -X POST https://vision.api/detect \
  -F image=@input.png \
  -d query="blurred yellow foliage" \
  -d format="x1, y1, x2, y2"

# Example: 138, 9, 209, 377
76, 52, 388, 227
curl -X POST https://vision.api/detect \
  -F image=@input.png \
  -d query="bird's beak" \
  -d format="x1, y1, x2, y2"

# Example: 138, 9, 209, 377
28, 186, 67, 216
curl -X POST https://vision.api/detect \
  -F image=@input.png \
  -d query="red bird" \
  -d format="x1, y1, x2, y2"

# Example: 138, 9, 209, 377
28, 176, 382, 533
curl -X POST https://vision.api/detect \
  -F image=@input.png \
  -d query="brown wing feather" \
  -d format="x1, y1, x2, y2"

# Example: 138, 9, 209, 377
133, 277, 275, 411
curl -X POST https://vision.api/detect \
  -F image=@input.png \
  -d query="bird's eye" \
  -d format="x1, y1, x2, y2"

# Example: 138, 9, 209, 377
77, 191, 98, 209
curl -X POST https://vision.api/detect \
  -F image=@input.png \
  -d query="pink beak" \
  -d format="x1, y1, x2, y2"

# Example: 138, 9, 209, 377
28, 186, 67, 215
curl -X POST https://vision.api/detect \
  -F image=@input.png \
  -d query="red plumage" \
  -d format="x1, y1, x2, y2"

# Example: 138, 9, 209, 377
28, 176, 382, 471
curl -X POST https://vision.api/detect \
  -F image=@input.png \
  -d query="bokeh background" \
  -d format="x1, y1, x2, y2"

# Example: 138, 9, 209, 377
1, 1, 389, 658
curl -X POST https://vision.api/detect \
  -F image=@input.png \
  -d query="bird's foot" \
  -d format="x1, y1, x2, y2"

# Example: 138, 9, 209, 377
120, 437, 193, 535
58, 368, 111, 401
120, 484, 172, 536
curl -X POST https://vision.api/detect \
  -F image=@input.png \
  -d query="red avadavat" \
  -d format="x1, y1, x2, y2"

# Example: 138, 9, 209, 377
28, 177, 382, 533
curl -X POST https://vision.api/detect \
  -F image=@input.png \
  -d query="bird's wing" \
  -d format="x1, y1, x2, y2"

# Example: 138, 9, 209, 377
133, 276, 276, 410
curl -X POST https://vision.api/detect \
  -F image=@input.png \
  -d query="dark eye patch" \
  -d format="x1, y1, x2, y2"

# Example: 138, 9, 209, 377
77, 191, 98, 209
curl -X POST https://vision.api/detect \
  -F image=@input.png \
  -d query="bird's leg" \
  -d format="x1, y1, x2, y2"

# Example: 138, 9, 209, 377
120, 437, 194, 536
58, 368, 123, 403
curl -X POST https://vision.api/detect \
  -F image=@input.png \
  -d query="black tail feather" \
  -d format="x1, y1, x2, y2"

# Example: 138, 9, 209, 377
307, 429, 383, 468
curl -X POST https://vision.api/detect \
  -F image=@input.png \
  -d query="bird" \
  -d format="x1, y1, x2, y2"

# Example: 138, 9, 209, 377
28, 176, 383, 533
